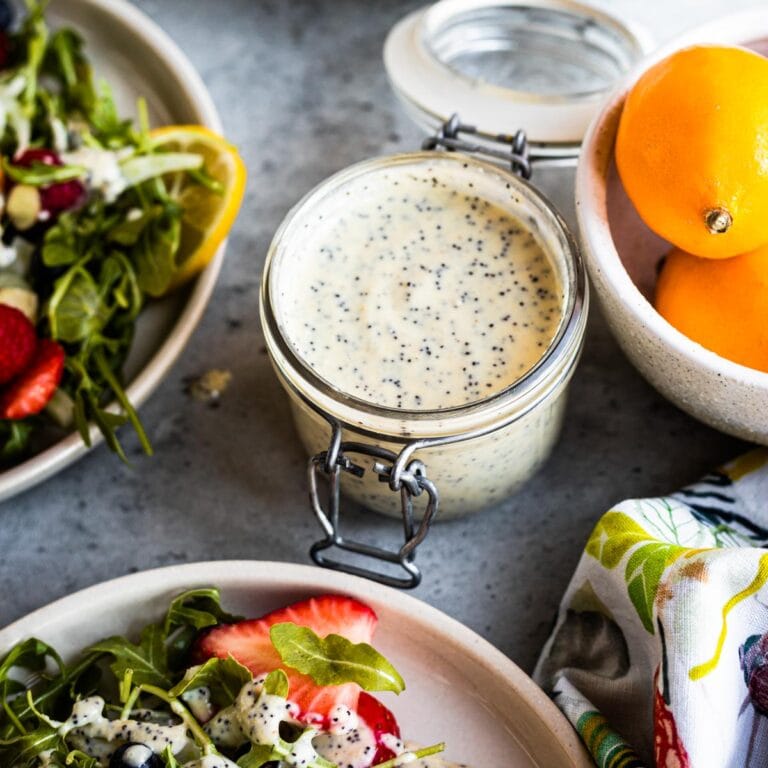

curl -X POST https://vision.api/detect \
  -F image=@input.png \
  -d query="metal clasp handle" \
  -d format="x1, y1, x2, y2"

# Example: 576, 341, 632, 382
308, 428, 439, 589
422, 113, 532, 179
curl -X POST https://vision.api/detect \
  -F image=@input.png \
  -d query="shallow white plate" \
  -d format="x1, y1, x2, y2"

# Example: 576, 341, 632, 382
0, 561, 591, 767
0, 0, 225, 502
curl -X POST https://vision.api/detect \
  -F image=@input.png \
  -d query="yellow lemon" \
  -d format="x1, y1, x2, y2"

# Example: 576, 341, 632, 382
149, 125, 246, 289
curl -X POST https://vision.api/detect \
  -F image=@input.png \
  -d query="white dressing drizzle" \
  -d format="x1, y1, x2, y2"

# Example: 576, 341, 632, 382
54, 678, 467, 768
59, 695, 191, 760
312, 720, 379, 768
181, 756, 240, 768
61, 146, 127, 203
203, 704, 245, 748
235, 679, 290, 745
182, 686, 215, 723
327, 703, 358, 735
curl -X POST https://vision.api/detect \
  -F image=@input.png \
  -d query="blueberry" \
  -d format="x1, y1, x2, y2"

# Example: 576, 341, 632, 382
0, 1, 13, 31
109, 743, 163, 768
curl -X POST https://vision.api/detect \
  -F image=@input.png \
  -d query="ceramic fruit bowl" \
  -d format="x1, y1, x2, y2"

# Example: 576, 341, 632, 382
576, 10, 768, 444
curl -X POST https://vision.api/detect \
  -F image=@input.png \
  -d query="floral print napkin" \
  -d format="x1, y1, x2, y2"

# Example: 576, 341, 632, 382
534, 450, 768, 768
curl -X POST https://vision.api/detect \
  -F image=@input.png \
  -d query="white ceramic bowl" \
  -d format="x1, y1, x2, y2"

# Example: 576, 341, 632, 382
0, 561, 591, 767
576, 11, 768, 444
0, 0, 225, 502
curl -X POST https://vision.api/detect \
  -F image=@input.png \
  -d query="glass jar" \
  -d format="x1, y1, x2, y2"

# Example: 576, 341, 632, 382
261, 152, 586, 584
260, 0, 647, 586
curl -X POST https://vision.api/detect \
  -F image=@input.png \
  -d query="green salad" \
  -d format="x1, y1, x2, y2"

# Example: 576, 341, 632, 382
0, 1, 243, 464
0, 588, 447, 768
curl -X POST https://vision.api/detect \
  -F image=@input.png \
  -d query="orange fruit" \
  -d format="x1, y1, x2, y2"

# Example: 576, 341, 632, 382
655, 243, 768, 371
616, 45, 768, 259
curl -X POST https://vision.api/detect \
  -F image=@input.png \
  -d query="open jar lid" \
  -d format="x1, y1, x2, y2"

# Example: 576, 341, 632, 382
384, 0, 650, 149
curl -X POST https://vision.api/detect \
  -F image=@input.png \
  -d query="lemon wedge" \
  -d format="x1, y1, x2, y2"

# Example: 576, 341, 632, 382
149, 125, 246, 289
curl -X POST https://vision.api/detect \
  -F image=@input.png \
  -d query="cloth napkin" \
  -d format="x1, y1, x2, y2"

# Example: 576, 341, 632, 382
534, 450, 768, 768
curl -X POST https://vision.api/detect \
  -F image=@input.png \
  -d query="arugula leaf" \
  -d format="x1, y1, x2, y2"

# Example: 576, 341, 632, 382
0, 638, 63, 682
270, 623, 405, 694
0, 724, 61, 766
0, 653, 103, 741
165, 587, 242, 633
18, 1, 48, 117
0, 420, 34, 461
87, 624, 171, 689
168, 656, 252, 707
263, 669, 289, 698
87, 81, 133, 147
132, 205, 181, 297
62, 750, 99, 768
162, 745, 181, 768
237, 743, 284, 768
163, 587, 242, 670
43, 27, 96, 117
108, 207, 155, 247
99, 253, 142, 320
42, 212, 80, 266
47, 264, 108, 343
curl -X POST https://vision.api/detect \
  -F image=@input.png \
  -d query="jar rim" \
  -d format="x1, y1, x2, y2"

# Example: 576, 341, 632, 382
260, 151, 588, 432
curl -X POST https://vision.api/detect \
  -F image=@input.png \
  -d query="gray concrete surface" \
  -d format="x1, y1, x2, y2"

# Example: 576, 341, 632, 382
0, 0, 757, 674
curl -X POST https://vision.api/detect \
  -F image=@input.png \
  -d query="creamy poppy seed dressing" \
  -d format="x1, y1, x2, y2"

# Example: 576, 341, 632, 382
265, 153, 582, 517
54, 678, 465, 768
277, 164, 562, 411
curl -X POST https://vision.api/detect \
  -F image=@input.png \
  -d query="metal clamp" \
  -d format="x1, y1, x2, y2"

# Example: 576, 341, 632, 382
309, 424, 439, 589
422, 113, 532, 179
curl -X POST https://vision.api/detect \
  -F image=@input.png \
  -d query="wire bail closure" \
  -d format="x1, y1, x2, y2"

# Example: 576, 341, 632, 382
422, 113, 532, 179
309, 423, 439, 589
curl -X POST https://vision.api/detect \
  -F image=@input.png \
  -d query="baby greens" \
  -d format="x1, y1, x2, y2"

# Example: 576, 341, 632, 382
0, 2, 216, 462
270, 623, 405, 694
0, 588, 443, 768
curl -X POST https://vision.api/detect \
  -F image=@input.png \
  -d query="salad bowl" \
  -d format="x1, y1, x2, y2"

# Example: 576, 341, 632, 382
576, 10, 768, 444
0, 560, 592, 767
0, 0, 226, 502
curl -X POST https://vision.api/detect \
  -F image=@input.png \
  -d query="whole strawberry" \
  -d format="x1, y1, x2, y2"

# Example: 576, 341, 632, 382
0, 304, 36, 385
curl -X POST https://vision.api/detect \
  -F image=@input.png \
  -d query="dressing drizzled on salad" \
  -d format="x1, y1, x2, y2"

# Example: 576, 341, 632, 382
0, 2, 244, 462
0, 588, 466, 768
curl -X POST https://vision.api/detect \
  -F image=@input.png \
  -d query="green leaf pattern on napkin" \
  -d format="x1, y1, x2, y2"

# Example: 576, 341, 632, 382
587, 506, 689, 633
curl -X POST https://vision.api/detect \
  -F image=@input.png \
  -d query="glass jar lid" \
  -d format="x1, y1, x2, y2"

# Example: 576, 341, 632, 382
384, 0, 650, 147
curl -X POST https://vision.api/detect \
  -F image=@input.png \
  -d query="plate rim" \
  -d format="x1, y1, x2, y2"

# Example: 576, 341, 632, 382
0, 559, 592, 767
0, 0, 227, 503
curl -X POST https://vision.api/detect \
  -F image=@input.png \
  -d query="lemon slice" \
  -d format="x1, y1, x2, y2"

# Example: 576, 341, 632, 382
149, 125, 246, 289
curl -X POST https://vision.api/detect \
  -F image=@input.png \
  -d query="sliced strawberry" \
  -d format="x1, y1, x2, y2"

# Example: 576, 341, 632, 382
357, 693, 401, 765
0, 304, 36, 385
194, 595, 377, 725
0, 338, 65, 419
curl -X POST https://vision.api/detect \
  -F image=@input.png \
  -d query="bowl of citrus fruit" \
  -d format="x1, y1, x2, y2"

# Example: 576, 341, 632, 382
576, 10, 768, 444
